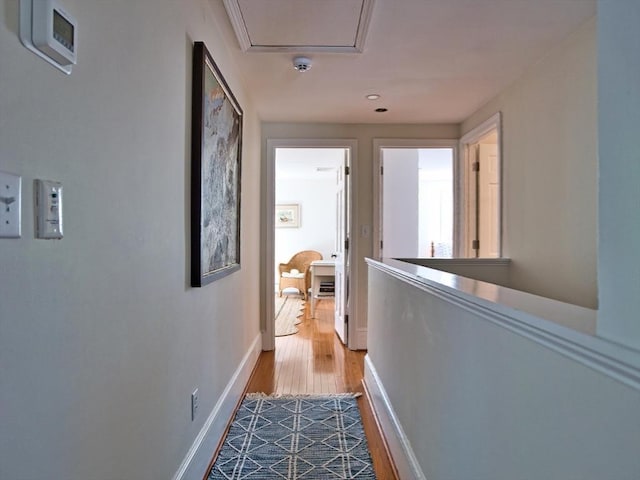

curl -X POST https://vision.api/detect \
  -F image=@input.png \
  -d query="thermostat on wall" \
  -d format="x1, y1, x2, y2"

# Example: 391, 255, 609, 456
19, 0, 77, 74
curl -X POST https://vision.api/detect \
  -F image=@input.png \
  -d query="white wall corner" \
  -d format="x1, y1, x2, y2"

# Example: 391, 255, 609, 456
363, 355, 427, 480
172, 334, 262, 480
354, 328, 368, 351
596, 0, 640, 351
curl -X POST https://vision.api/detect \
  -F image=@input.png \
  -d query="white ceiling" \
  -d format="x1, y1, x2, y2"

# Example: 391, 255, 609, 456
217, 0, 596, 124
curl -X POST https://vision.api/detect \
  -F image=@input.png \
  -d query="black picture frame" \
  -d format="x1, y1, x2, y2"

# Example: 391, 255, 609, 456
191, 41, 243, 287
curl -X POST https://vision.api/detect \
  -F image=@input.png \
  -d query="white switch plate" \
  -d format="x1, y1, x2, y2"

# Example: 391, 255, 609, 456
191, 388, 199, 421
0, 171, 22, 238
35, 179, 63, 239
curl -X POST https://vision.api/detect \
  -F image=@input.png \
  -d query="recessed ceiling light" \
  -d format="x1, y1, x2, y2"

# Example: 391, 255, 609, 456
366, 94, 381, 100
375, 107, 388, 113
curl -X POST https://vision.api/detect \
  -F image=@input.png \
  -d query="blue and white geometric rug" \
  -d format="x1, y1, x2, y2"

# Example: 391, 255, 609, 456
208, 393, 377, 479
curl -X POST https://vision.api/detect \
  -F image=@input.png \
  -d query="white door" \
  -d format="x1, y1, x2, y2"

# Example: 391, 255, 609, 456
478, 143, 500, 257
380, 149, 420, 258
334, 151, 349, 344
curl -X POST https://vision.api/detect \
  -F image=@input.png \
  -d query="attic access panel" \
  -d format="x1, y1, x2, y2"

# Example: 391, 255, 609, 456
223, 0, 374, 52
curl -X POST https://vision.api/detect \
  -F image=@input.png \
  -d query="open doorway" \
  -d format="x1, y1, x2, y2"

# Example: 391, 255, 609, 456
263, 140, 355, 352
274, 149, 342, 341
380, 147, 455, 258
275, 149, 341, 293
373, 119, 501, 261
373, 139, 458, 260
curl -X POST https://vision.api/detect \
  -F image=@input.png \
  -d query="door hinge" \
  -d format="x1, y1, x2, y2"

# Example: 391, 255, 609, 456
380, 165, 384, 175
345, 314, 349, 325
380, 240, 383, 250
345, 165, 350, 175
345, 238, 349, 250
472, 161, 480, 172
472, 239, 480, 250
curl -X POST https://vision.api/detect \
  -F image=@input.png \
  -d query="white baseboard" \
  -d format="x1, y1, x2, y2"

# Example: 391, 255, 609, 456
364, 355, 427, 480
172, 333, 262, 480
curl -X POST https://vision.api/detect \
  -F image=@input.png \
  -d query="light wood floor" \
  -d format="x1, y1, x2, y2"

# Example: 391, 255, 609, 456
246, 296, 398, 479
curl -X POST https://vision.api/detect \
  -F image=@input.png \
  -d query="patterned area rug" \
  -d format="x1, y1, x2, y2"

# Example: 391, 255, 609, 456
275, 295, 304, 337
208, 394, 377, 479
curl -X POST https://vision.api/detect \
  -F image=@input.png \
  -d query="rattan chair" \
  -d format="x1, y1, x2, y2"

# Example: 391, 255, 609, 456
278, 250, 323, 300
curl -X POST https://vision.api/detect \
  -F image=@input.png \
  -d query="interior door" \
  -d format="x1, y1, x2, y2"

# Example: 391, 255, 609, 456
333, 150, 349, 344
478, 143, 499, 257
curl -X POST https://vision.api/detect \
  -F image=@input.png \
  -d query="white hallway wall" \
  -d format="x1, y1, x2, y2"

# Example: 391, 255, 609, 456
0, 1, 261, 479
462, 18, 597, 309
367, 265, 640, 480
597, 0, 640, 350
364, 14, 640, 476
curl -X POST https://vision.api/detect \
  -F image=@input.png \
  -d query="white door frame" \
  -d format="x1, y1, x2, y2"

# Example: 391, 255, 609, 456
459, 112, 503, 258
372, 139, 459, 260
262, 138, 359, 351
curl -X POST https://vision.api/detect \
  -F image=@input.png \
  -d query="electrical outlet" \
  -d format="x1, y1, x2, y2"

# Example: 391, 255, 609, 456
191, 389, 199, 421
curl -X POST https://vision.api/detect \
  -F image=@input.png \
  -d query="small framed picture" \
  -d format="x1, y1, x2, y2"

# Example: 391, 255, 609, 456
275, 204, 300, 228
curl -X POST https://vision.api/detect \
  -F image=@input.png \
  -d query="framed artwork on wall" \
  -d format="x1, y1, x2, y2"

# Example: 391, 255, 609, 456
190, 41, 243, 287
275, 204, 300, 228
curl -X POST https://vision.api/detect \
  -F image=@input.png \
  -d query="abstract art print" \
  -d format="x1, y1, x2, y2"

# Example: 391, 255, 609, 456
191, 41, 243, 287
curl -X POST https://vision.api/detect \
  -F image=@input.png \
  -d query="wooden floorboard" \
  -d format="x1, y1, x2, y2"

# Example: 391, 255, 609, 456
245, 296, 398, 479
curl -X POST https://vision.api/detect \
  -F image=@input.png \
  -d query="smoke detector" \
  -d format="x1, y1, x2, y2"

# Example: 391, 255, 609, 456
293, 56, 312, 72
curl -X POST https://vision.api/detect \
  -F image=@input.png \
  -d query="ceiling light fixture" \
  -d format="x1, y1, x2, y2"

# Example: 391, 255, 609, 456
375, 107, 388, 113
292, 56, 312, 72
366, 94, 381, 100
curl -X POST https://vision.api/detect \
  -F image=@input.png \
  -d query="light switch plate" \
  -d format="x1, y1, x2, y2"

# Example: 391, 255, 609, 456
0, 171, 22, 238
35, 179, 63, 239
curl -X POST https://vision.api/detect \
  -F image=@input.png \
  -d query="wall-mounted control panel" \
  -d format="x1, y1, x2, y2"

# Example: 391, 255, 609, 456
19, 0, 77, 74
35, 179, 63, 239
0, 171, 22, 238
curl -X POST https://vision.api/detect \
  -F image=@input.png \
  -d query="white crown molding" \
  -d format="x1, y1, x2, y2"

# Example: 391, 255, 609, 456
222, 0, 252, 51
353, 0, 375, 53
